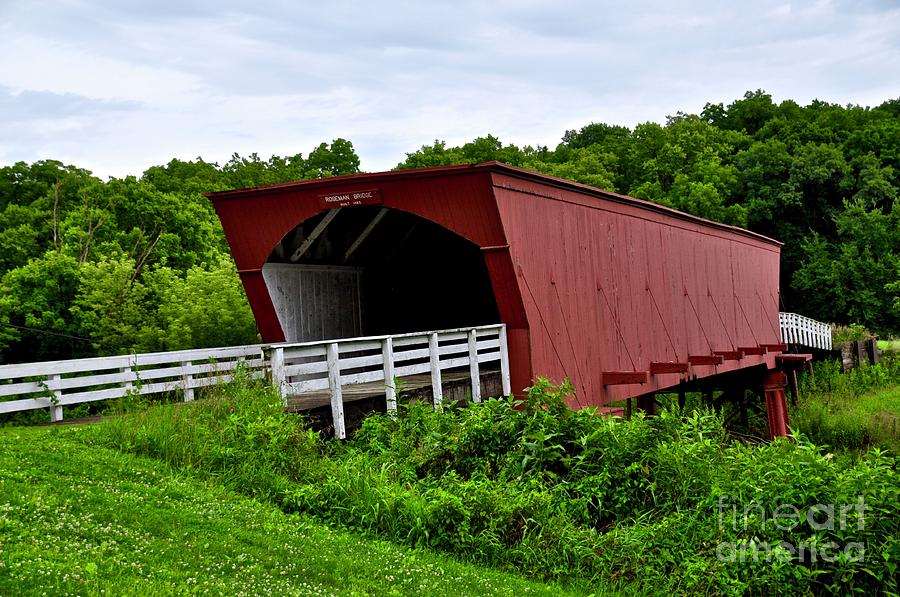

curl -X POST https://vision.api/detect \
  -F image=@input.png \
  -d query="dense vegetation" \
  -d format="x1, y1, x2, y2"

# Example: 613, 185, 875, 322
0, 425, 576, 596
2, 91, 898, 364
793, 356, 900, 452
94, 373, 899, 596
0, 140, 361, 363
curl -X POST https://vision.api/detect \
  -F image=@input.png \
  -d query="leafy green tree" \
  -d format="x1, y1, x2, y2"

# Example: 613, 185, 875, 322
712, 89, 778, 135
70, 255, 156, 354
0, 252, 84, 362
0, 203, 44, 271
398, 135, 525, 169
0, 160, 94, 211
794, 199, 900, 332
627, 115, 747, 225
142, 158, 225, 195
526, 146, 618, 191
397, 140, 463, 169
304, 138, 361, 177
148, 256, 259, 350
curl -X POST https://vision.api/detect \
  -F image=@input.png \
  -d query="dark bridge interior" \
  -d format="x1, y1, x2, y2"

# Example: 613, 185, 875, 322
267, 206, 500, 338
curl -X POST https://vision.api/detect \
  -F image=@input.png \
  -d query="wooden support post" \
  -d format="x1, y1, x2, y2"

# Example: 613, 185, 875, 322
270, 347, 287, 406
343, 208, 389, 262
121, 366, 134, 393
428, 333, 442, 409
678, 384, 686, 410
637, 393, 656, 416
688, 355, 724, 366
762, 370, 790, 439
865, 338, 879, 365
327, 342, 346, 439
738, 346, 767, 355
602, 371, 649, 385
788, 369, 799, 406
739, 389, 749, 430
854, 340, 866, 365
382, 337, 396, 417
498, 325, 512, 396
650, 362, 689, 375
290, 209, 341, 262
467, 329, 481, 403
48, 373, 63, 422
625, 397, 632, 421
182, 361, 194, 402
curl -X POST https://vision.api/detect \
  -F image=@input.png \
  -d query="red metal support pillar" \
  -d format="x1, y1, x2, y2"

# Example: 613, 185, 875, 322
762, 371, 790, 439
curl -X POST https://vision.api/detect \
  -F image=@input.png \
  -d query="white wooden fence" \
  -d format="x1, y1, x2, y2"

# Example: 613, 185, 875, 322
0, 345, 266, 422
0, 324, 511, 433
779, 312, 832, 350
266, 324, 511, 439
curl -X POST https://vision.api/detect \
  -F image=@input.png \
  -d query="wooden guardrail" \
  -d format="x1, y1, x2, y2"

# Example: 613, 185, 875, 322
0, 345, 266, 421
779, 312, 832, 350
0, 324, 511, 431
266, 324, 511, 439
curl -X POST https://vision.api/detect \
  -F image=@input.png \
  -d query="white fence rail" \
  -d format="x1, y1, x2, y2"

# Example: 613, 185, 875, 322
0, 345, 266, 422
266, 324, 511, 439
779, 312, 832, 350
0, 324, 511, 433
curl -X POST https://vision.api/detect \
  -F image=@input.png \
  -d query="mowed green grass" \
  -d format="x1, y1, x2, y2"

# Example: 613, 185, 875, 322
851, 385, 900, 417
851, 385, 900, 450
878, 339, 900, 352
0, 425, 583, 596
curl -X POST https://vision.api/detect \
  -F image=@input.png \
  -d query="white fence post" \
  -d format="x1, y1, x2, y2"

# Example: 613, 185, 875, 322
327, 342, 346, 439
120, 366, 134, 393
48, 373, 63, 422
0, 326, 515, 420
270, 347, 286, 405
429, 332, 442, 409
182, 361, 194, 402
498, 325, 512, 396
382, 337, 397, 417
467, 328, 481, 403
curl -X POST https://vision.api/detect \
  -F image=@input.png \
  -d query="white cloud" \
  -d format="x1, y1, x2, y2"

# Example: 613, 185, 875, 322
0, 0, 898, 177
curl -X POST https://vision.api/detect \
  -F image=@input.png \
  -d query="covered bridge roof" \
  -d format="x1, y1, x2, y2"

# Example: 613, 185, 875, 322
208, 162, 784, 408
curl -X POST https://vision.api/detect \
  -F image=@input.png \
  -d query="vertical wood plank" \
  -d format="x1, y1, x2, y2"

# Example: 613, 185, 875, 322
429, 332, 442, 409
498, 325, 512, 396
468, 328, 481, 403
327, 342, 346, 439
48, 373, 63, 422
270, 347, 287, 405
382, 337, 397, 417
182, 360, 194, 402
121, 366, 134, 393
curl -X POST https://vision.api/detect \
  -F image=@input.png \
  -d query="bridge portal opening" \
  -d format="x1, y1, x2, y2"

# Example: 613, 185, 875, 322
263, 206, 500, 343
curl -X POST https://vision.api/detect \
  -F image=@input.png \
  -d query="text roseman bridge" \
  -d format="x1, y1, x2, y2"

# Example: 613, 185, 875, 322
208, 162, 808, 438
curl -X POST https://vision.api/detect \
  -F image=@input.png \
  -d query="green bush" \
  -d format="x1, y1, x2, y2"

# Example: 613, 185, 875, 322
96, 377, 900, 595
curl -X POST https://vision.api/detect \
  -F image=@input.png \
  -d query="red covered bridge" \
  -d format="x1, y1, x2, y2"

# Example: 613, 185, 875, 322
208, 162, 795, 437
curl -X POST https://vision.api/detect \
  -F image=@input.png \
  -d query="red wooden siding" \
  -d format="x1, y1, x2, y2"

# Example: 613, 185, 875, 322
209, 162, 783, 408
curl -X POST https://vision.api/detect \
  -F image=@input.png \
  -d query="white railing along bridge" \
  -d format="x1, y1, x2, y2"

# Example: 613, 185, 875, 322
0, 315, 828, 437
0, 324, 510, 439
779, 312, 832, 350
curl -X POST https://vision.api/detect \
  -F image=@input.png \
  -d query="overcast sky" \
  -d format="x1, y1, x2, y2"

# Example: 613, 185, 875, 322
1, 0, 898, 178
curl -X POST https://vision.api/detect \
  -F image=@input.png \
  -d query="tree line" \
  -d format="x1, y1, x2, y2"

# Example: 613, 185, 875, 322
0, 92, 897, 364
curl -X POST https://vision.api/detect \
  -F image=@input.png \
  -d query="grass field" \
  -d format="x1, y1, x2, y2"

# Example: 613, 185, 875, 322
2, 364, 898, 596
0, 425, 584, 596
793, 357, 900, 451
878, 339, 900, 352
